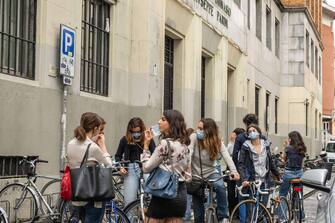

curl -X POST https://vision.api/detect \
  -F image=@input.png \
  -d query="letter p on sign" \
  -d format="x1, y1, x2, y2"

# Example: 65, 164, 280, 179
62, 28, 75, 58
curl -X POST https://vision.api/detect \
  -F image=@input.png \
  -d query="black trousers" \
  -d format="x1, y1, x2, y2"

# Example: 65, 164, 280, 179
227, 180, 239, 214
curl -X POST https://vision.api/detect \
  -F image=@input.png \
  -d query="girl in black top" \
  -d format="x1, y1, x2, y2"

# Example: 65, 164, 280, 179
114, 117, 155, 205
279, 131, 306, 220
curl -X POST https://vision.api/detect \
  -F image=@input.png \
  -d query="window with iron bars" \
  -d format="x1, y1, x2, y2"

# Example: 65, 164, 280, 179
81, 0, 110, 96
0, 0, 37, 79
164, 36, 174, 110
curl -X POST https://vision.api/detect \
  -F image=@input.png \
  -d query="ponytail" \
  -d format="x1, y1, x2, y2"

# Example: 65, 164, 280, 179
74, 112, 103, 141
74, 126, 87, 141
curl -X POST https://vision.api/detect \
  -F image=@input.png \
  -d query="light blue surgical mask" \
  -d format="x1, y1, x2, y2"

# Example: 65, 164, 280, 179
196, 130, 205, 140
249, 131, 259, 140
131, 132, 142, 141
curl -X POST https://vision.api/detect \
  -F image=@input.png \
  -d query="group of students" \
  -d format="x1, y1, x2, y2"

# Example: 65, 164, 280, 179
66, 110, 306, 223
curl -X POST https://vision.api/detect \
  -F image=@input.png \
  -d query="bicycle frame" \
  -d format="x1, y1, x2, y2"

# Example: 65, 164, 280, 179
237, 181, 270, 223
23, 177, 58, 219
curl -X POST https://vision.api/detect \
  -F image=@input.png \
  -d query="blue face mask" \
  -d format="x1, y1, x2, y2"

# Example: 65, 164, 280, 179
196, 130, 205, 140
249, 131, 259, 140
131, 132, 142, 141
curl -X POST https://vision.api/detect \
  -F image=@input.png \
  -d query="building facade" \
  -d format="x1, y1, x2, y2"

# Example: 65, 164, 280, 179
321, 1, 335, 142
0, 0, 323, 178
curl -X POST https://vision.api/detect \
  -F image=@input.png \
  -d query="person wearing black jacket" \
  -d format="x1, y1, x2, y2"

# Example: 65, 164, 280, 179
238, 124, 280, 205
114, 117, 156, 205
232, 114, 260, 167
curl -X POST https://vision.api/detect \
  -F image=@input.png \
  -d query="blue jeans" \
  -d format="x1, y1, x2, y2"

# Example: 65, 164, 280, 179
124, 163, 142, 206
192, 173, 229, 222
279, 169, 304, 219
71, 202, 105, 223
184, 194, 193, 220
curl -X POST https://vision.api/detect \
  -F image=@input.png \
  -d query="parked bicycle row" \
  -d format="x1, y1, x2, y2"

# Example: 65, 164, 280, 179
0, 111, 332, 223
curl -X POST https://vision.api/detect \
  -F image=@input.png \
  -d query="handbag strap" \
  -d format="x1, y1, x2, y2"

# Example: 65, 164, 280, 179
80, 143, 92, 168
198, 143, 203, 179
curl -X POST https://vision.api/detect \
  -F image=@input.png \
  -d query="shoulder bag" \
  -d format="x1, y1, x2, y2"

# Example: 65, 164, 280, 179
186, 145, 205, 197
144, 140, 179, 199
70, 143, 115, 201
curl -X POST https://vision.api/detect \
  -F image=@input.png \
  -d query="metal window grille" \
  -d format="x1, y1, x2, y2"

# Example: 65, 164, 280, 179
266, 7, 271, 50
164, 36, 174, 110
0, 0, 36, 79
265, 92, 270, 132
275, 19, 280, 58
81, 0, 110, 96
305, 102, 308, 136
201, 57, 206, 118
255, 87, 260, 118
306, 31, 309, 67
256, 0, 262, 41
0, 156, 38, 177
311, 40, 314, 73
275, 97, 278, 134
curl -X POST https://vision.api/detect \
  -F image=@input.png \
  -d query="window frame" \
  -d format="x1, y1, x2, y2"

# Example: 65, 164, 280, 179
0, 0, 37, 80
80, 0, 110, 96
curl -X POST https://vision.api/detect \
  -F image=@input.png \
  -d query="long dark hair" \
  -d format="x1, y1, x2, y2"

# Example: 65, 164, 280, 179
288, 131, 306, 155
162, 110, 190, 145
199, 118, 221, 161
125, 117, 146, 143
74, 112, 102, 141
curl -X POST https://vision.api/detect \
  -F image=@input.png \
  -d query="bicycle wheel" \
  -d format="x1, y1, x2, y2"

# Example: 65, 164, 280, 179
274, 196, 291, 223
230, 199, 272, 223
40, 178, 62, 214
59, 200, 74, 223
0, 208, 8, 223
205, 208, 217, 223
123, 196, 150, 223
103, 203, 130, 223
0, 183, 38, 222
113, 181, 125, 209
291, 192, 303, 223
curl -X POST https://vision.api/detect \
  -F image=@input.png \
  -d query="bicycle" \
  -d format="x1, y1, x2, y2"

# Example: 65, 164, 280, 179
99, 160, 135, 223
0, 157, 71, 222
268, 181, 291, 223
122, 160, 150, 223
195, 171, 233, 223
287, 178, 304, 223
0, 207, 8, 223
230, 181, 281, 223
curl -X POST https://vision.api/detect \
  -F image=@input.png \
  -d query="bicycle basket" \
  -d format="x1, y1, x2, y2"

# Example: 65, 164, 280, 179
20, 156, 39, 176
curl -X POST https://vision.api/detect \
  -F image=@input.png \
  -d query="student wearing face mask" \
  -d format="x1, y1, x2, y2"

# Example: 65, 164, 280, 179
189, 118, 239, 223
67, 112, 112, 222
114, 117, 156, 205
238, 124, 280, 205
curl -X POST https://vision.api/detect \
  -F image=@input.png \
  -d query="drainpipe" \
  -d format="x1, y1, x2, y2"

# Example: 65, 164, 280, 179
60, 85, 69, 170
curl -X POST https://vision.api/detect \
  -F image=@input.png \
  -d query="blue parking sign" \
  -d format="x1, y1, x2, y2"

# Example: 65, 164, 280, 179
60, 25, 75, 77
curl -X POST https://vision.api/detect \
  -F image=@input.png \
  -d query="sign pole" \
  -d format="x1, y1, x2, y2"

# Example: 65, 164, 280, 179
59, 24, 75, 170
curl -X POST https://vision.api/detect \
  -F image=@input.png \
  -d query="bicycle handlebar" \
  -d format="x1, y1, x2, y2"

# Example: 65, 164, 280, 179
236, 180, 276, 197
19, 156, 49, 167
